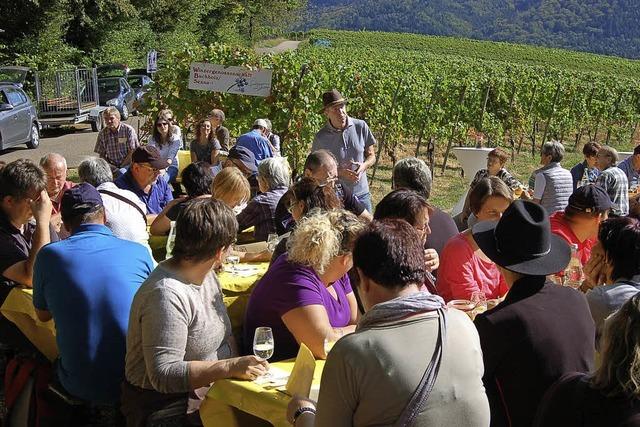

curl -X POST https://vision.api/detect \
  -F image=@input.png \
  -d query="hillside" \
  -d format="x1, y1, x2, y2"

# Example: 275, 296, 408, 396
304, 0, 640, 59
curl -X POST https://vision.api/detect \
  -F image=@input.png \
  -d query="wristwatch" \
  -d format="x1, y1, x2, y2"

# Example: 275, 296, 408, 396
292, 406, 316, 424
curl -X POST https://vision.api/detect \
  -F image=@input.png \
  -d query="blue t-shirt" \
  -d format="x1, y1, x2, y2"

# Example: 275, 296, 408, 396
618, 156, 640, 188
312, 117, 377, 197
236, 130, 273, 165
114, 169, 173, 214
33, 224, 154, 403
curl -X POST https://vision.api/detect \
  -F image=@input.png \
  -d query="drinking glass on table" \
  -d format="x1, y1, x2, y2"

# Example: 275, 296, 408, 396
267, 233, 279, 252
253, 326, 275, 361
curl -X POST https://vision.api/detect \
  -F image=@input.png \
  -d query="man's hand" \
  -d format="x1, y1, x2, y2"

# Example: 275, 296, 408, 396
338, 161, 362, 183
227, 356, 269, 381
30, 190, 52, 224
583, 242, 608, 291
424, 249, 439, 272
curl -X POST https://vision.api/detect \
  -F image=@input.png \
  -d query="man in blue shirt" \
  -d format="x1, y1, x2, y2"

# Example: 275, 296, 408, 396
235, 119, 274, 165
617, 145, 640, 190
115, 145, 173, 219
33, 183, 154, 405
312, 89, 377, 213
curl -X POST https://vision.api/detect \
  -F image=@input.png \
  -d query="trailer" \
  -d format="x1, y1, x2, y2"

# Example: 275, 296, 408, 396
34, 67, 106, 132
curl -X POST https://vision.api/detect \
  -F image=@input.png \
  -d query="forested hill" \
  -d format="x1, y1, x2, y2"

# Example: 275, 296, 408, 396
304, 0, 640, 59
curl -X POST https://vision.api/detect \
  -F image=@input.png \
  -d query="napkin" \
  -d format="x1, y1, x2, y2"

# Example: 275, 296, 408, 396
234, 242, 268, 253
285, 343, 316, 398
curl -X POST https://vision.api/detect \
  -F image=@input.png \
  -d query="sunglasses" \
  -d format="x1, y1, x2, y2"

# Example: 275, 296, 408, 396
156, 122, 169, 127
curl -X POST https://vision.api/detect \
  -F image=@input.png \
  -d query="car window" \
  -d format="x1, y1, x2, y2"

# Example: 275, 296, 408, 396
5, 88, 26, 106
0, 91, 9, 104
98, 78, 120, 94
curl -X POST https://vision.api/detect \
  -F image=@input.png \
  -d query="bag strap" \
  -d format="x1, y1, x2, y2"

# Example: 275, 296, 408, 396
98, 189, 147, 225
393, 308, 448, 427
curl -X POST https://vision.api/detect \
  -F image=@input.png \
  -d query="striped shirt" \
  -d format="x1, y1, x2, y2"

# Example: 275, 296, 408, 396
597, 166, 629, 216
470, 168, 521, 190
94, 123, 139, 168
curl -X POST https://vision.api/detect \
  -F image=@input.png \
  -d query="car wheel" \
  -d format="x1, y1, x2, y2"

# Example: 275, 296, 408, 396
91, 117, 103, 132
26, 123, 39, 149
121, 104, 129, 121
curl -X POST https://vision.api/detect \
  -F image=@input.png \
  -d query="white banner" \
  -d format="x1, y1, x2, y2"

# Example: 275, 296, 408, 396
188, 63, 273, 97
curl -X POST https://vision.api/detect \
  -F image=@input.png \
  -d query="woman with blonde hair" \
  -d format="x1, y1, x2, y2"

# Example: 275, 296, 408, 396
535, 293, 640, 426
243, 210, 364, 360
148, 110, 182, 184
211, 167, 250, 211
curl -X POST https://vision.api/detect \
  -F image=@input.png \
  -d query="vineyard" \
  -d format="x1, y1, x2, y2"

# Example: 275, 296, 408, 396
143, 29, 640, 183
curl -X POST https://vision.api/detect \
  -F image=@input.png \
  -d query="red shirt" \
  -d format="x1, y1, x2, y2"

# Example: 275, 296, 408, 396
436, 233, 509, 302
549, 211, 595, 267
51, 181, 76, 215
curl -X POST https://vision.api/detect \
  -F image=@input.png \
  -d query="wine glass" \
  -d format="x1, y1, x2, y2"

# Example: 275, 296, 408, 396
267, 233, 279, 252
253, 327, 274, 380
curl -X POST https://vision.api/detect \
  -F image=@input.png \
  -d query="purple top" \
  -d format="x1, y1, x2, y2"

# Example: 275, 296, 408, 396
243, 254, 353, 361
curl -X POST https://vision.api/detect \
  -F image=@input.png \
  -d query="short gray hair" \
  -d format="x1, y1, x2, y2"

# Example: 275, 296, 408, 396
598, 145, 619, 166
39, 153, 67, 171
78, 157, 113, 187
392, 157, 433, 200
104, 106, 120, 119
542, 140, 565, 163
258, 157, 290, 190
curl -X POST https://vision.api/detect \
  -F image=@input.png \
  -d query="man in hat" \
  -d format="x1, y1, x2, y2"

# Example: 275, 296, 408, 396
312, 89, 377, 213
235, 119, 274, 165
225, 145, 260, 197
550, 184, 614, 267
115, 145, 173, 219
472, 200, 595, 427
33, 183, 154, 406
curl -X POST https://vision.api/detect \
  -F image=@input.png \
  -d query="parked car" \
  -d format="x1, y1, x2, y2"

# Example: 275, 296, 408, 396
127, 74, 153, 110
0, 82, 40, 150
98, 77, 136, 120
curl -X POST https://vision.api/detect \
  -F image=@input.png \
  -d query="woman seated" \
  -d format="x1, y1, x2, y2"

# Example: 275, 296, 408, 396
243, 210, 364, 360
535, 293, 640, 426
373, 189, 439, 292
149, 162, 213, 235
458, 148, 524, 229
122, 199, 267, 426
147, 110, 183, 184
586, 216, 640, 340
436, 177, 512, 302
270, 177, 342, 263
287, 220, 490, 427
190, 118, 222, 168
211, 167, 250, 211
237, 157, 290, 241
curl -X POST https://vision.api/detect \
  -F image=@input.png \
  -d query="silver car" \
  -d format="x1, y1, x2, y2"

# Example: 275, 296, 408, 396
0, 83, 40, 150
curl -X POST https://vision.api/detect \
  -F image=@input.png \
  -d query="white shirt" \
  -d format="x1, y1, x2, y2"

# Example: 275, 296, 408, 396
97, 182, 151, 252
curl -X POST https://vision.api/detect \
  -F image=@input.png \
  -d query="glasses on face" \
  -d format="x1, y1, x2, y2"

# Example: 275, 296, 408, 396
140, 164, 161, 173
156, 122, 169, 128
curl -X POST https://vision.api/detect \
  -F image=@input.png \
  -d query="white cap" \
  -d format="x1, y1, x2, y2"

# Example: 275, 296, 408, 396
253, 119, 268, 129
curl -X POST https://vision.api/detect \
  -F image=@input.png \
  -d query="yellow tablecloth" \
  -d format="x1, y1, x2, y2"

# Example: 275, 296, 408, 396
200, 359, 325, 427
0, 288, 58, 361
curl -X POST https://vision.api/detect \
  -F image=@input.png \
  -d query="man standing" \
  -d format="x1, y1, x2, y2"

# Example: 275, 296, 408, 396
94, 106, 140, 174
115, 146, 173, 220
33, 183, 154, 405
0, 159, 53, 353
596, 145, 629, 217
617, 144, 640, 190
472, 200, 595, 427
312, 89, 377, 213
235, 119, 274, 165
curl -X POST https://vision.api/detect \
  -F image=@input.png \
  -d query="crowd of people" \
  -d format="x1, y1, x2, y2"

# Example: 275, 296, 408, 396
2, 88, 640, 427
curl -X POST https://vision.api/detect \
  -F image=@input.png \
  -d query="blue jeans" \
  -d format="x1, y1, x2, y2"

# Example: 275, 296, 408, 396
161, 165, 179, 184
356, 192, 373, 214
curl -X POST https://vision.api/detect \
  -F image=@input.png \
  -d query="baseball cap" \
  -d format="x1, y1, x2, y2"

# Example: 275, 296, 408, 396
61, 183, 103, 219
131, 146, 170, 169
568, 184, 616, 213
253, 119, 269, 129
228, 145, 258, 174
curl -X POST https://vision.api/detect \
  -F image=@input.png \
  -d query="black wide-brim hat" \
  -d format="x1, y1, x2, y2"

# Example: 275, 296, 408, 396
319, 89, 348, 113
472, 200, 571, 276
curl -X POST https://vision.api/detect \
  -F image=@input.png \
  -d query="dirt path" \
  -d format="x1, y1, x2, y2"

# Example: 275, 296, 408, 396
255, 40, 301, 55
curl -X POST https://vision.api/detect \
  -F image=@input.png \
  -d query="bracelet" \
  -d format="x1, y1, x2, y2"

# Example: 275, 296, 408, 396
292, 406, 316, 424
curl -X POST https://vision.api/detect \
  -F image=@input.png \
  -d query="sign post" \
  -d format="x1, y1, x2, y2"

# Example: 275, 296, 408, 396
146, 50, 158, 74
188, 63, 273, 97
